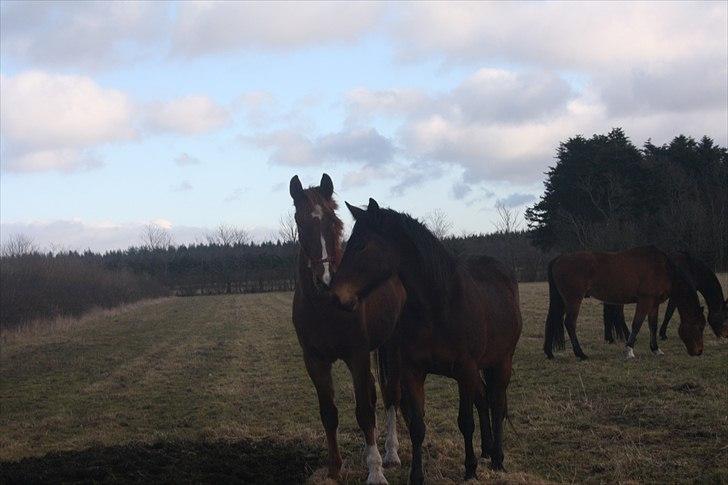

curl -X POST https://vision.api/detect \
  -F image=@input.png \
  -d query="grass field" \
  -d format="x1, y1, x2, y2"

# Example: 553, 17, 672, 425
1, 277, 727, 484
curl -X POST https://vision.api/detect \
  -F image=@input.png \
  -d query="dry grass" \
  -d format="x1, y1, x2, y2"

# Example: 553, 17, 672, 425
1, 277, 726, 483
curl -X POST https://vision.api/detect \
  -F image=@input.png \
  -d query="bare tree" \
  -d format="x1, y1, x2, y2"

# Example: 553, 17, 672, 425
1, 233, 37, 257
278, 211, 298, 244
140, 223, 173, 250
205, 224, 249, 246
425, 209, 453, 240
494, 202, 523, 234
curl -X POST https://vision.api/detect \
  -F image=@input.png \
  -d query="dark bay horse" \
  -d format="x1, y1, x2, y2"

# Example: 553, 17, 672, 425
544, 246, 707, 360
331, 199, 522, 483
603, 251, 728, 342
289, 175, 405, 484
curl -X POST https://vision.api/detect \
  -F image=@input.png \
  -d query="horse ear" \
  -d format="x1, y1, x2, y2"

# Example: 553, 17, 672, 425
289, 175, 304, 201
320, 173, 334, 199
368, 198, 380, 211
346, 201, 366, 221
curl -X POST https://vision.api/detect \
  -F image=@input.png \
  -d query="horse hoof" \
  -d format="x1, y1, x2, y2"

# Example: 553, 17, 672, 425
366, 470, 388, 485
659, 334, 667, 341
577, 354, 589, 361
652, 348, 664, 356
489, 462, 505, 472
625, 347, 635, 359
382, 452, 401, 468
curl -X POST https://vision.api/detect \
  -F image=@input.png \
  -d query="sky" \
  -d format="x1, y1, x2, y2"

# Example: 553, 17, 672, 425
1, 1, 726, 251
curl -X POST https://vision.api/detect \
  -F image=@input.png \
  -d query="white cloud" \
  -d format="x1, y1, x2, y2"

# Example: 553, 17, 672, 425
172, 1, 385, 57
393, 2, 727, 70
248, 127, 395, 166
0, 71, 135, 173
146, 96, 230, 135
0, 1, 168, 70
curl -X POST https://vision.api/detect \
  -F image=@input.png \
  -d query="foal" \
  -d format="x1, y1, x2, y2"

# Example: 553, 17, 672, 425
289, 175, 404, 484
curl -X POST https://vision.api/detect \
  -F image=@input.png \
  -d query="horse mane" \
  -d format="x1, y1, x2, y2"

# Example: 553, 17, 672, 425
377, 208, 457, 310
678, 251, 725, 311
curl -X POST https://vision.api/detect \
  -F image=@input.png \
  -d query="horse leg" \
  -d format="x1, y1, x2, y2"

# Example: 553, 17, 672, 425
401, 367, 426, 485
303, 354, 342, 480
564, 300, 588, 360
347, 352, 387, 485
478, 369, 493, 459
380, 344, 401, 468
456, 363, 485, 480
625, 298, 651, 359
658, 298, 676, 340
487, 361, 513, 471
649, 305, 664, 355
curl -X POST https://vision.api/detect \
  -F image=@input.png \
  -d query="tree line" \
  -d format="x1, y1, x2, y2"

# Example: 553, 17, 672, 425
2, 128, 724, 329
526, 129, 728, 269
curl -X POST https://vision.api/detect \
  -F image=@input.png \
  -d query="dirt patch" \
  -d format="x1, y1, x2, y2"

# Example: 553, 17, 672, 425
0, 438, 324, 484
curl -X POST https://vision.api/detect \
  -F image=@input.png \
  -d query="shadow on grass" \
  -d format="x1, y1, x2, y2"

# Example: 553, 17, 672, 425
0, 438, 325, 484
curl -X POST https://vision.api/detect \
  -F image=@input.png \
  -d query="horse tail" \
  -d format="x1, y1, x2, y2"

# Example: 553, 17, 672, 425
603, 303, 628, 342
374, 347, 392, 408
544, 258, 566, 356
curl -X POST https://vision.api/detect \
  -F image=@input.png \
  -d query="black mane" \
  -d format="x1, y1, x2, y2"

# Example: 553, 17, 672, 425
377, 208, 457, 311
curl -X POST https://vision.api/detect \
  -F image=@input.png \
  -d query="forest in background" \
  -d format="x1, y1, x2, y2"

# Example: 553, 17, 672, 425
1, 130, 725, 329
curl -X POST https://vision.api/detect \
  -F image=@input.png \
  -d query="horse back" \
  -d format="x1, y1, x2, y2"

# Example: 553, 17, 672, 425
552, 246, 672, 304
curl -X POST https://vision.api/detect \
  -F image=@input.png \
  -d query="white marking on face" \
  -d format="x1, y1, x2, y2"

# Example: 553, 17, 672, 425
320, 233, 331, 285
366, 444, 387, 484
311, 204, 323, 220
383, 406, 401, 467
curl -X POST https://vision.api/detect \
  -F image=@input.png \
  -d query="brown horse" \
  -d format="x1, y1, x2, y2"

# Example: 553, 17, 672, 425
544, 246, 707, 360
289, 175, 405, 484
331, 199, 522, 483
603, 251, 728, 342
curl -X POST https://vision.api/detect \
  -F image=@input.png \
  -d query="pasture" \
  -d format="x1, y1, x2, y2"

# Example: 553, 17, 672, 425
1, 278, 726, 484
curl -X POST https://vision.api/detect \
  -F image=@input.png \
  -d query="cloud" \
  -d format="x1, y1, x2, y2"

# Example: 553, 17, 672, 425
172, 1, 385, 57
0, 71, 135, 173
146, 96, 230, 135
248, 127, 396, 166
0, 1, 168, 70
171, 180, 193, 192
392, 2, 727, 70
174, 153, 201, 166
496, 193, 536, 208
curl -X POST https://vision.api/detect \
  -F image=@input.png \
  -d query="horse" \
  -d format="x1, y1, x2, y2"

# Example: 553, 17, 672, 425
543, 246, 707, 361
289, 174, 406, 484
602, 251, 728, 342
330, 199, 522, 483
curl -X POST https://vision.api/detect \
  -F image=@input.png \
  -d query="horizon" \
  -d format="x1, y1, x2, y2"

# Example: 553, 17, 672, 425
2, 1, 726, 251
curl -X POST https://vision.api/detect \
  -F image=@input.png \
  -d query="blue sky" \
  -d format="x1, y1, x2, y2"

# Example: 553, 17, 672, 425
1, 1, 726, 250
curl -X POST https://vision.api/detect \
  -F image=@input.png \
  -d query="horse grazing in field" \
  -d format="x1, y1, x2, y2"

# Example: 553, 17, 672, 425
331, 199, 522, 483
544, 246, 707, 360
289, 175, 406, 484
602, 252, 728, 342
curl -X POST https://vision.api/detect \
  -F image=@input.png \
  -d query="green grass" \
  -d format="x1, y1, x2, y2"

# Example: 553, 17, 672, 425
1, 278, 726, 484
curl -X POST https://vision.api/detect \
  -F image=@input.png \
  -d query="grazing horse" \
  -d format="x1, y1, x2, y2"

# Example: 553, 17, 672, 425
544, 246, 707, 360
603, 252, 728, 342
331, 199, 522, 483
289, 175, 406, 484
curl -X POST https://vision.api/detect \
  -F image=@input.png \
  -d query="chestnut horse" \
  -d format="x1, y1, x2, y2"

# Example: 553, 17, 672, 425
331, 199, 522, 483
603, 251, 728, 342
544, 246, 707, 360
289, 175, 405, 484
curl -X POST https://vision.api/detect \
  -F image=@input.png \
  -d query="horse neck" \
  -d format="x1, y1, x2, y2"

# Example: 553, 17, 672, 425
690, 261, 724, 312
398, 244, 456, 319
